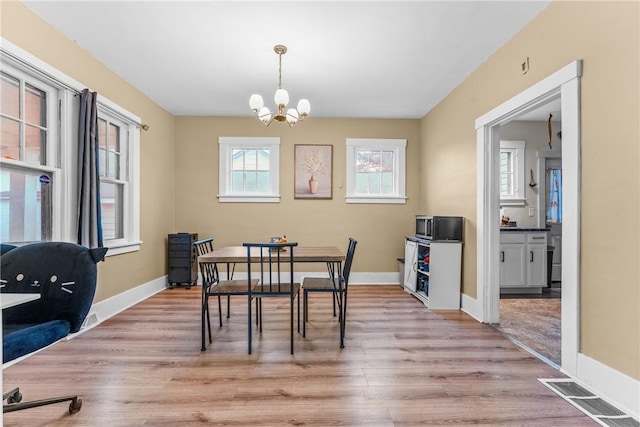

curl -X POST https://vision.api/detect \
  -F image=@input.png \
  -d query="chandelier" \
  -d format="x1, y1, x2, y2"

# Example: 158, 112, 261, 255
249, 44, 310, 126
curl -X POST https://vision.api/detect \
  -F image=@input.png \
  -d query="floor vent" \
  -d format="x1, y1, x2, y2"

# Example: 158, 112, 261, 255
539, 378, 639, 427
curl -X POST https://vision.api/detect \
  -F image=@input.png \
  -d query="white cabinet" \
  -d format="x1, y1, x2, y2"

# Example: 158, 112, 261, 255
404, 237, 462, 309
500, 230, 547, 293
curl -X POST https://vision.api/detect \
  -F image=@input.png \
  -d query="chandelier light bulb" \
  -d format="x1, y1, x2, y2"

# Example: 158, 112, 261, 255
297, 99, 311, 116
274, 89, 289, 107
249, 94, 264, 112
286, 108, 299, 124
258, 107, 272, 123
248, 44, 310, 127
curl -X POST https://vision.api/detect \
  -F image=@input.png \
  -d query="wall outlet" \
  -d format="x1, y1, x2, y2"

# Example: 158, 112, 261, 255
528, 207, 535, 217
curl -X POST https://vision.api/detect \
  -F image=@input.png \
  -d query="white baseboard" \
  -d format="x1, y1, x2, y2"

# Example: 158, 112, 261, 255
461, 293, 482, 321
76, 275, 168, 336
574, 352, 640, 420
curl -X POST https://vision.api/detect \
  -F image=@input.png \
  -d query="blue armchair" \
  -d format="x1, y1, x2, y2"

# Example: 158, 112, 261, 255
1, 242, 107, 414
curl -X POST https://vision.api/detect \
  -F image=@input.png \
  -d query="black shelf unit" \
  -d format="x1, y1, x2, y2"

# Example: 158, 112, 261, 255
167, 233, 198, 288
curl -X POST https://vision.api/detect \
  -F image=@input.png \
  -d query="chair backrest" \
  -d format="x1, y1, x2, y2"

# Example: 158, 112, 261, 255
193, 238, 214, 257
342, 238, 358, 285
1, 242, 107, 333
194, 238, 217, 287
243, 242, 298, 295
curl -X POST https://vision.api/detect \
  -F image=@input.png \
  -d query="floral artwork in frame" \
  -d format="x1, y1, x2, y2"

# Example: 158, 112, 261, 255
294, 144, 332, 199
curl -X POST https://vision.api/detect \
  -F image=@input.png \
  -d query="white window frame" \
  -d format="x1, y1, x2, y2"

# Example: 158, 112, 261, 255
0, 38, 141, 256
499, 140, 525, 206
345, 138, 406, 204
96, 102, 140, 255
218, 136, 280, 203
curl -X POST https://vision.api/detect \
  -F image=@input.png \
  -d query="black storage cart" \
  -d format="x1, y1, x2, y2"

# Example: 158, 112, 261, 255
167, 233, 198, 288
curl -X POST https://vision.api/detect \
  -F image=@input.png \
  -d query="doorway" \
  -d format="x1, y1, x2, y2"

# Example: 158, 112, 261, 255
475, 60, 581, 375
492, 115, 563, 366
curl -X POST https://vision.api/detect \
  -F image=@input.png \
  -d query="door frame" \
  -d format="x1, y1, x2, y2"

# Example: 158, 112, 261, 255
475, 60, 582, 375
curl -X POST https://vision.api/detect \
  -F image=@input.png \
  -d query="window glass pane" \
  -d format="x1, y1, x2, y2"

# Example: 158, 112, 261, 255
500, 151, 512, 195
25, 84, 46, 127
100, 181, 123, 240
108, 151, 119, 178
1, 117, 20, 160
381, 151, 394, 172
232, 149, 243, 170
98, 119, 107, 149
1, 73, 20, 118
0, 167, 52, 243
244, 149, 257, 170
25, 124, 45, 165
369, 173, 381, 193
356, 150, 370, 172
381, 172, 394, 193
231, 171, 244, 192
356, 172, 368, 193
244, 171, 257, 191
256, 149, 270, 170
256, 171, 269, 192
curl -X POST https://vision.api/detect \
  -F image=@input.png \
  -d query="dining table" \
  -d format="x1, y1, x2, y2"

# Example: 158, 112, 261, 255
197, 245, 345, 351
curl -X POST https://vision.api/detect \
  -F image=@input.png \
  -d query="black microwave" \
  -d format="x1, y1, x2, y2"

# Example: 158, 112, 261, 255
416, 215, 463, 241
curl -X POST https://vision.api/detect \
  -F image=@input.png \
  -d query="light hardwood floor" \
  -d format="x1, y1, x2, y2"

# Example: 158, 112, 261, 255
2, 285, 595, 426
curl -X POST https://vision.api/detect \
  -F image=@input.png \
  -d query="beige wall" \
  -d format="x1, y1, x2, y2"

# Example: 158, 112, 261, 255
2, 0, 638, 383
0, 2, 177, 302
421, 1, 639, 379
174, 117, 421, 273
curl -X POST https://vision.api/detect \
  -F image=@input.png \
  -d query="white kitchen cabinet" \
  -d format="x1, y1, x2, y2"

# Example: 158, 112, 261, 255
404, 237, 462, 309
500, 230, 547, 293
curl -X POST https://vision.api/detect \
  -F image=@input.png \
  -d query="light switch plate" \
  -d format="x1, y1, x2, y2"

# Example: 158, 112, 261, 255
528, 207, 535, 217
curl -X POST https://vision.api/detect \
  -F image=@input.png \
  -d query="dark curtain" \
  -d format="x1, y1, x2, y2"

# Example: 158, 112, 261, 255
77, 89, 103, 248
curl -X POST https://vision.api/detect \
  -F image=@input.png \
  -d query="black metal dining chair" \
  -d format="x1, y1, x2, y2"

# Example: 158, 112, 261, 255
302, 237, 357, 348
243, 241, 300, 355
195, 238, 258, 351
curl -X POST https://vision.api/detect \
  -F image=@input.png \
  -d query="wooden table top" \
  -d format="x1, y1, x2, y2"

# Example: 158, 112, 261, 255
198, 246, 345, 264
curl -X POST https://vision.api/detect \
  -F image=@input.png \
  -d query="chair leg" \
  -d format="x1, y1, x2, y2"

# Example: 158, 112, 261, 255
332, 291, 337, 316
206, 298, 212, 344
290, 294, 294, 355
248, 295, 252, 355
226, 295, 231, 318
217, 295, 223, 327
302, 290, 307, 337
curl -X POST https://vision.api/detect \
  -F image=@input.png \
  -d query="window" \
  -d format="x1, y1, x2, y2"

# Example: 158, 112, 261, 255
1, 66, 60, 244
0, 40, 140, 255
218, 137, 280, 203
499, 140, 525, 206
345, 138, 406, 204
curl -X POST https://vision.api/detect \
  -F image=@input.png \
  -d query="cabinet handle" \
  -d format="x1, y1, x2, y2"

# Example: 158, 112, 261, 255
530, 251, 534, 262
500, 251, 504, 262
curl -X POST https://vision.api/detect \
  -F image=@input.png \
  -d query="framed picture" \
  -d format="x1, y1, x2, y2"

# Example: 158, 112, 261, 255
294, 144, 332, 199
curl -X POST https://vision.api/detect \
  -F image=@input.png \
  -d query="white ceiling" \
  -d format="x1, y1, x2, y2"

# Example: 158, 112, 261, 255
21, 1, 552, 120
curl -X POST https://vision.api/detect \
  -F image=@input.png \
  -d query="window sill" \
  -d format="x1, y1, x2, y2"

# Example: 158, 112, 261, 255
346, 196, 407, 204
105, 241, 142, 256
218, 195, 281, 203
500, 198, 526, 206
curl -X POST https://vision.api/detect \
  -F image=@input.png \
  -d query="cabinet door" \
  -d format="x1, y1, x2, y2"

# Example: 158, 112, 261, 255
527, 243, 547, 288
500, 243, 526, 288
404, 239, 418, 292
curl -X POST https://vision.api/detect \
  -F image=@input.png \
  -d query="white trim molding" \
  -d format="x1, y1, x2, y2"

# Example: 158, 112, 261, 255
476, 60, 582, 375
